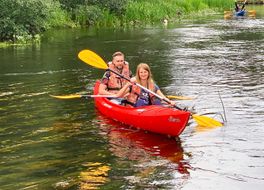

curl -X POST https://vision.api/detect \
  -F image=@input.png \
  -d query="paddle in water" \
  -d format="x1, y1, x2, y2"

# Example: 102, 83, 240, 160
78, 49, 223, 127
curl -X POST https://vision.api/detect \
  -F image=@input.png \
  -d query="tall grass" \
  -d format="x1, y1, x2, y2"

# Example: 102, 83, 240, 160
124, 0, 234, 24
202, 0, 234, 9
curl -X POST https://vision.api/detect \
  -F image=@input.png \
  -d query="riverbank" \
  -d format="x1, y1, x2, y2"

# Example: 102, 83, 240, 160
0, 0, 234, 45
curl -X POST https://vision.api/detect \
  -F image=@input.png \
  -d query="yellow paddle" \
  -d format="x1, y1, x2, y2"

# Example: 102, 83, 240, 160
50, 94, 116, 99
167, 95, 194, 100
192, 114, 223, 127
78, 49, 223, 127
50, 94, 191, 101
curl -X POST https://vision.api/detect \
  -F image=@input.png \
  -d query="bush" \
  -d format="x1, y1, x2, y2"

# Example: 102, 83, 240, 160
100, 0, 129, 16
46, 1, 73, 28
0, 0, 68, 42
74, 5, 103, 26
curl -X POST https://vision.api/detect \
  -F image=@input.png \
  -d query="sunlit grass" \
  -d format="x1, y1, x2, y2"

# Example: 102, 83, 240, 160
123, 0, 234, 24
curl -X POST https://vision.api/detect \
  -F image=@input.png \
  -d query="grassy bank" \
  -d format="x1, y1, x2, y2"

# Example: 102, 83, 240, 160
0, 0, 234, 44
121, 0, 233, 25
92, 0, 234, 27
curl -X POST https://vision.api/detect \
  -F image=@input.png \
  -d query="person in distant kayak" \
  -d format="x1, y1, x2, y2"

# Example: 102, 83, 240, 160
99, 51, 132, 97
124, 63, 176, 107
235, 0, 247, 12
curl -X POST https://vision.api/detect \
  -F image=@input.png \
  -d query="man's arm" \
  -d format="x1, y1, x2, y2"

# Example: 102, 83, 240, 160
98, 71, 115, 95
99, 83, 115, 95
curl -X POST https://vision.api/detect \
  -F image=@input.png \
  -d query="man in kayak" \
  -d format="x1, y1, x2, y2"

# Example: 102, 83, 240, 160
235, 0, 247, 12
98, 51, 132, 103
124, 63, 176, 107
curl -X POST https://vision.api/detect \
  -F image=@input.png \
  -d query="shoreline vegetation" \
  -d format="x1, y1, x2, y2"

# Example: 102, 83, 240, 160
0, 0, 253, 45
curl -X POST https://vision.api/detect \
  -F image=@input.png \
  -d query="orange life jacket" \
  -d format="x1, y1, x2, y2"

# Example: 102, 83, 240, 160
107, 61, 130, 93
126, 82, 157, 106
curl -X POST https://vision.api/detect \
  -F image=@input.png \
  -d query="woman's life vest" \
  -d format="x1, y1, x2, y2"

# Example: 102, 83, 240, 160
106, 61, 130, 93
125, 82, 160, 107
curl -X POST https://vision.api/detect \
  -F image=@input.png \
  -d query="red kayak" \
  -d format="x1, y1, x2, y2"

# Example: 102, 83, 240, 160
93, 81, 190, 137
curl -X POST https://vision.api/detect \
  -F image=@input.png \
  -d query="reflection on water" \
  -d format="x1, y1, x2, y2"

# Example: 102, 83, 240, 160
96, 112, 191, 188
79, 162, 110, 190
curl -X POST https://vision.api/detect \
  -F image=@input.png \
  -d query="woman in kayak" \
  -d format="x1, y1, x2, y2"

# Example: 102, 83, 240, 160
124, 63, 176, 107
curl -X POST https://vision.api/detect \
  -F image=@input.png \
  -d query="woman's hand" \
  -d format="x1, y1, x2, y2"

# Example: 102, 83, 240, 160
169, 100, 176, 106
130, 77, 136, 83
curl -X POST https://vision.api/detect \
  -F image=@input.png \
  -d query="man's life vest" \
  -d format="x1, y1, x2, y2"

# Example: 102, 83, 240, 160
106, 61, 130, 93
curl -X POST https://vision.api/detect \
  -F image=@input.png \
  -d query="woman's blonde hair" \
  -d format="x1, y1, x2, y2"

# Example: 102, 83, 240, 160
135, 63, 154, 86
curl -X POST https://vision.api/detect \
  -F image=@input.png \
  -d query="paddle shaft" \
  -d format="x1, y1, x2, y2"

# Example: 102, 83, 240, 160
50, 94, 116, 99
107, 68, 183, 110
82, 95, 116, 98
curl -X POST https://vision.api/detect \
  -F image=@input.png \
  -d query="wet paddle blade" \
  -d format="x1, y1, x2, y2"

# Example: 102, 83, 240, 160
50, 94, 82, 99
167, 95, 194, 100
192, 114, 223, 127
78, 49, 108, 70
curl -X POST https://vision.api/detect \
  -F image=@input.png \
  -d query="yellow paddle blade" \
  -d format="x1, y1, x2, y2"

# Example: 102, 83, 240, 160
224, 11, 232, 14
78, 49, 108, 70
248, 10, 256, 14
192, 114, 223, 127
50, 94, 82, 99
248, 10, 256, 17
167, 95, 194, 100
224, 10, 232, 19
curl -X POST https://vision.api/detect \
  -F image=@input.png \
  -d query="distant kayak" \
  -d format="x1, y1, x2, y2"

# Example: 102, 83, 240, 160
224, 9, 256, 20
93, 81, 190, 137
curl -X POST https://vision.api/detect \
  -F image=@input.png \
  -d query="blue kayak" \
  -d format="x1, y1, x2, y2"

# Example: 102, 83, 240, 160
235, 10, 246, 17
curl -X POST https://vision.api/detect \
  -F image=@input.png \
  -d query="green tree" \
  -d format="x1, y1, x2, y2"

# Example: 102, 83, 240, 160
0, 0, 64, 42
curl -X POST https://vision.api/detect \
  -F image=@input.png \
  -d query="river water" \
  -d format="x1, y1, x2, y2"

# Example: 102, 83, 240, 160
0, 8, 264, 190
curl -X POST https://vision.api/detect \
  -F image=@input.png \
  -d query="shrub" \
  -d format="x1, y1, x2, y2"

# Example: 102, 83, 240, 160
74, 5, 103, 26
0, 0, 69, 42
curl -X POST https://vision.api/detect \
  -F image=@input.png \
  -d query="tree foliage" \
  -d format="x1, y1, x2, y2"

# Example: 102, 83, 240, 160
1, 0, 44, 41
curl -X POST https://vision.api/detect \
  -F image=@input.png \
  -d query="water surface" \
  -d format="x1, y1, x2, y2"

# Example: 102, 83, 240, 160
0, 8, 264, 190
